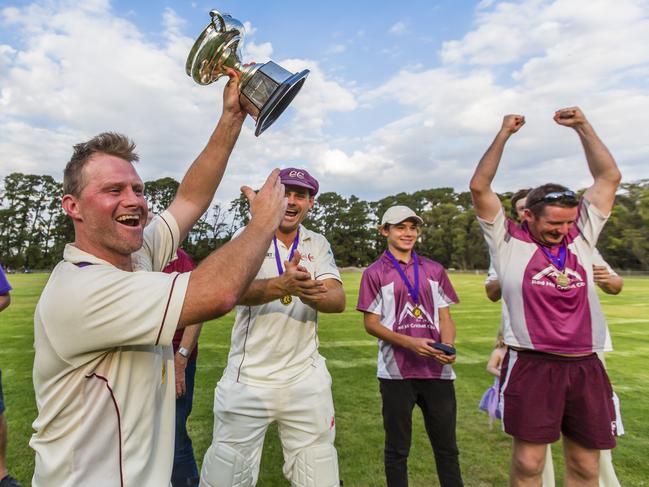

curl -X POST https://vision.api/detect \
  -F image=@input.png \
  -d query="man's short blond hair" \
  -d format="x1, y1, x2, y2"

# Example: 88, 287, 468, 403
63, 132, 139, 197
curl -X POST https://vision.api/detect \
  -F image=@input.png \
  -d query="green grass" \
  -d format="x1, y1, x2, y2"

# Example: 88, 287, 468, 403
1, 272, 648, 486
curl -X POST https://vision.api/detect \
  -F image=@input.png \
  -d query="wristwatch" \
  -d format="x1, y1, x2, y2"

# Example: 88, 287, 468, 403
177, 347, 190, 359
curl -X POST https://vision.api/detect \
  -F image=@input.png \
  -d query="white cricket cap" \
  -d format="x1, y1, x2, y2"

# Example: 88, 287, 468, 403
380, 205, 424, 227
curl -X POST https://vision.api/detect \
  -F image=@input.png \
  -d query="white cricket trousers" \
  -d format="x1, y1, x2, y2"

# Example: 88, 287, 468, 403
202, 360, 338, 486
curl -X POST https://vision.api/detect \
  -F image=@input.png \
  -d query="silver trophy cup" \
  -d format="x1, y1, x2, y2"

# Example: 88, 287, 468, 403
186, 10, 309, 136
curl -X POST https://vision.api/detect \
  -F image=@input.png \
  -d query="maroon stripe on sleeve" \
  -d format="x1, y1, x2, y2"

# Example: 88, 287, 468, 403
156, 273, 180, 345
158, 213, 176, 265
84, 373, 124, 487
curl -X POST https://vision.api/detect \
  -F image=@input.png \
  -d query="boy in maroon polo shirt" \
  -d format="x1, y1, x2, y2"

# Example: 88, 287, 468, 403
357, 206, 463, 487
470, 107, 622, 486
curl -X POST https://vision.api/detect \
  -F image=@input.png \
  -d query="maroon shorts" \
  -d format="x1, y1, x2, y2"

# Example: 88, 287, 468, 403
500, 349, 616, 449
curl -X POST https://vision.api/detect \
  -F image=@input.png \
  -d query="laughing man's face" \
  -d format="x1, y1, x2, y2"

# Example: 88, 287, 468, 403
279, 185, 314, 234
68, 154, 148, 266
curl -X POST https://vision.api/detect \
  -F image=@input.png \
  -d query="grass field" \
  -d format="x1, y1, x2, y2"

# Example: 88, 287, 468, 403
1, 272, 648, 486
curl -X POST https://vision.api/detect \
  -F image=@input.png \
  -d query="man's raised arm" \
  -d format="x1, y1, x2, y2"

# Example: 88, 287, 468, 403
470, 115, 525, 221
168, 71, 247, 241
553, 107, 621, 215
178, 170, 287, 327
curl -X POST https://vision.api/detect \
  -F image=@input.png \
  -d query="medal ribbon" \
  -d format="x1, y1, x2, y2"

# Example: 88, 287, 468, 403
386, 250, 420, 306
539, 243, 566, 272
273, 230, 300, 276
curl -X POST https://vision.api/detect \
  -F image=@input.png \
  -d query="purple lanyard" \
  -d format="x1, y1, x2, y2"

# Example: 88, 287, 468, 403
539, 243, 567, 271
273, 230, 300, 275
386, 250, 420, 306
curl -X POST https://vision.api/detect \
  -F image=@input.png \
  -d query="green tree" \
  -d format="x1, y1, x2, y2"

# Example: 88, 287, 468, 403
144, 177, 179, 213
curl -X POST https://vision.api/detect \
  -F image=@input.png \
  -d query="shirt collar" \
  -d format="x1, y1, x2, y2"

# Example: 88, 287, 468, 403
275, 224, 312, 248
381, 250, 417, 267
63, 243, 118, 267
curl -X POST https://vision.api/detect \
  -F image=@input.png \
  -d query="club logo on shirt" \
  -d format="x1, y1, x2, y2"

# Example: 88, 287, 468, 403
396, 304, 436, 330
531, 265, 584, 290
267, 251, 314, 262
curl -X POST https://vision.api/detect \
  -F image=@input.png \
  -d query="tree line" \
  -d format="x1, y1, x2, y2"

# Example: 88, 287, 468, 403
1, 172, 648, 271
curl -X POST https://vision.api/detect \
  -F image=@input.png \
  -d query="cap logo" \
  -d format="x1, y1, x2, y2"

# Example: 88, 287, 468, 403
289, 170, 305, 179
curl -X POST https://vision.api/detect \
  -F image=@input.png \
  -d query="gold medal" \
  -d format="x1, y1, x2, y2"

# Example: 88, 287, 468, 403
556, 272, 570, 287
413, 306, 422, 317
280, 295, 293, 305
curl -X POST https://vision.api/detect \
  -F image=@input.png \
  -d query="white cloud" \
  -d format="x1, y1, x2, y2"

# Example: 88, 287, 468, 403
326, 43, 347, 54
325, 0, 649, 196
0, 0, 358, 201
389, 21, 407, 35
242, 41, 273, 63
1, 0, 648, 204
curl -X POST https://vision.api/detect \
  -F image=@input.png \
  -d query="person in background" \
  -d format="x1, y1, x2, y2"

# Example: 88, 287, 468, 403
0, 264, 23, 487
357, 205, 463, 487
470, 107, 622, 486
485, 188, 624, 486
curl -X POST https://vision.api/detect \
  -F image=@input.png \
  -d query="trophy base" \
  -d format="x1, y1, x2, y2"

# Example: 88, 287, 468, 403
255, 69, 309, 136
239, 61, 309, 137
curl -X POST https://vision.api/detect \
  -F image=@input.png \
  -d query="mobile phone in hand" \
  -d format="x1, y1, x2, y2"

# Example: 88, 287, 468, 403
431, 342, 456, 356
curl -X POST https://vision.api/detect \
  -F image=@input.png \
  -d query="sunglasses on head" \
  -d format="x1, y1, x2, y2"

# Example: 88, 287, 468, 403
528, 190, 578, 207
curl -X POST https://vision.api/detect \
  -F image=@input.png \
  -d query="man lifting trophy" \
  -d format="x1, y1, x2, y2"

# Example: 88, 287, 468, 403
187, 10, 310, 136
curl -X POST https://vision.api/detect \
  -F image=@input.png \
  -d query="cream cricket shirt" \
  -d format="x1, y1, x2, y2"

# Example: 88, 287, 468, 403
30, 211, 190, 487
223, 225, 341, 388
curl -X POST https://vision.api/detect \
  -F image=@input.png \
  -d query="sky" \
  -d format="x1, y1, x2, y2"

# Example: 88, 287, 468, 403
1, 0, 648, 203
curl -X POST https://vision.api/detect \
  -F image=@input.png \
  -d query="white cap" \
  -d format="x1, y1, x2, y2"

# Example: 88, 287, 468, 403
380, 205, 424, 227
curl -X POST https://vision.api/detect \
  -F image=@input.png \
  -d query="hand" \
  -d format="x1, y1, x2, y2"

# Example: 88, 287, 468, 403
405, 337, 456, 365
242, 169, 287, 230
501, 114, 525, 135
221, 67, 246, 124
174, 353, 188, 398
593, 264, 623, 295
281, 251, 328, 303
593, 264, 613, 283
553, 106, 587, 128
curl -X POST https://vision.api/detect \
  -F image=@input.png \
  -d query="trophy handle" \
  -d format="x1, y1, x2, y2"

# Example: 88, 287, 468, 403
209, 10, 226, 32
185, 23, 214, 76
185, 10, 245, 84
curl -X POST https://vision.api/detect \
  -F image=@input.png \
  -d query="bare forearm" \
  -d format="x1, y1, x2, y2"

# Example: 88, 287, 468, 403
487, 363, 501, 377
471, 130, 509, 190
239, 278, 286, 306
576, 123, 620, 184
307, 284, 346, 313
439, 311, 456, 345
470, 130, 509, 219
179, 219, 275, 326
178, 323, 203, 353
364, 316, 412, 349
171, 114, 244, 240
597, 275, 623, 295
576, 122, 621, 215
0, 294, 9, 312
